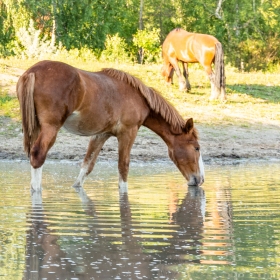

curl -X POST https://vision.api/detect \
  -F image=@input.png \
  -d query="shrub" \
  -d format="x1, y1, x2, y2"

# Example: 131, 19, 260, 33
132, 28, 161, 64
100, 34, 131, 63
14, 19, 56, 59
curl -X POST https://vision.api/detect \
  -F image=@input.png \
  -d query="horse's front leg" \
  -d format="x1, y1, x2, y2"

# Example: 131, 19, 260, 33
170, 58, 186, 91
31, 166, 43, 193
73, 134, 109, 188
117, 127, 138, 192
30, 124, 59, 191
182, 62, 191, 91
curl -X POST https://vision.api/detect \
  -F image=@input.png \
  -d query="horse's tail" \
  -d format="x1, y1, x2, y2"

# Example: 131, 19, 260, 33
16, 72, 40, 157
214, 42, 226, 95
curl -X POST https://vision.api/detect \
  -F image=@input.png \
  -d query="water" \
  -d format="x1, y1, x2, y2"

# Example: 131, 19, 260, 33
0, 160, 280, 279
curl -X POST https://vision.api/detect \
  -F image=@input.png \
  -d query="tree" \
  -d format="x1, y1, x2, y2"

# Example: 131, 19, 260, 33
133, 28, 161, 64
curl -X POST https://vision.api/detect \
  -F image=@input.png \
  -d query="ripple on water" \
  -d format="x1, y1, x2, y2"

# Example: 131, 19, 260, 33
0, 161, 280, 279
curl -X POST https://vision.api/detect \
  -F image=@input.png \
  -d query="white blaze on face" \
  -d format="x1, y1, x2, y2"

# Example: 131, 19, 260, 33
198, 153, 205, 184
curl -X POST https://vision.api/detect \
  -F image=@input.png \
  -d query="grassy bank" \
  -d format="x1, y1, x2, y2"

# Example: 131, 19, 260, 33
1, 57, 280, 129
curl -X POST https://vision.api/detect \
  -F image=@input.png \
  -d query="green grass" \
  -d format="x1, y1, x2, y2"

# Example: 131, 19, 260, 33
0, 57, 279, 128
0, 92, 19, 119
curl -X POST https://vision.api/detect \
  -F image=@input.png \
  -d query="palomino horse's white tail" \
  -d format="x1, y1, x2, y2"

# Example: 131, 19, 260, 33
17, 72, 40, 156
214, 42, 226, 99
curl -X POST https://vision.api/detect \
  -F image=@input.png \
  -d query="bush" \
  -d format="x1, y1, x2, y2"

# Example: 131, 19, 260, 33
100, 34, 131, 63
13, 19, 56, 59
132, 28, 161, 64
55, 44, 98, 62
238, 36, 280, 71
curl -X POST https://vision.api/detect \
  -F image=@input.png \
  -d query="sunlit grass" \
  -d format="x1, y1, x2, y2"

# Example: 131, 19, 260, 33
0, 57, 279, 127
0, 92, 20, 119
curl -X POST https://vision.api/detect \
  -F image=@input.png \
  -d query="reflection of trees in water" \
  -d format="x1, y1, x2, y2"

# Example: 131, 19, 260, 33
24, 185, 232, 279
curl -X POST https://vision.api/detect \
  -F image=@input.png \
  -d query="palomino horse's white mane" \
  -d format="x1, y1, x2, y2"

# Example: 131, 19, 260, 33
102, 68, 189, 135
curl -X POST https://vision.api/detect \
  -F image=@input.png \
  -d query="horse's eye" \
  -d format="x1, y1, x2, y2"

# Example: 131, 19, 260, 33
195, 147, 200, 151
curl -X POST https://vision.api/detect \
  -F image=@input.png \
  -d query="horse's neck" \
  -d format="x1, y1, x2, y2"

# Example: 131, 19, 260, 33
143, 114, 174, 147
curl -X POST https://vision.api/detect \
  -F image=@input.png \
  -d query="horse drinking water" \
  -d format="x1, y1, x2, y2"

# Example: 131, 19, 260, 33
161, 28, 226, 100
17, 60, 205, 191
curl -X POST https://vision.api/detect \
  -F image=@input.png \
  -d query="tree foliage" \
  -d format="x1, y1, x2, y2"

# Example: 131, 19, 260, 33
0, 0, 280, 70
100, 33, 130, 63
133, 28, 161, 64
14, 19, 56, 59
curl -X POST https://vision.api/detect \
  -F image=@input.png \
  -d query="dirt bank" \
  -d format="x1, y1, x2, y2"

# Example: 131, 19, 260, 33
0, 64, 279, 165
0, 117, 279, 165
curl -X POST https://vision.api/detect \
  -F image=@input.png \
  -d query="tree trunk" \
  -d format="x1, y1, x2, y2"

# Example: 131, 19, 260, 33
137, 0, 144, 63
51, 0, 57, 46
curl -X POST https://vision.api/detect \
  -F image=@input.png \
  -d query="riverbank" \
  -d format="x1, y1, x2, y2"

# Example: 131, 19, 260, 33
1, 117, 279, 165
1, 59, 279, 166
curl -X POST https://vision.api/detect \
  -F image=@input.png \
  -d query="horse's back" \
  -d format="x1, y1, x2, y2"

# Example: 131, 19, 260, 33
162, 28, 219, 63
23, 60, 78, 81
69, 70, 150, 135
164, 28, 219, 46
18, 60, 152, 137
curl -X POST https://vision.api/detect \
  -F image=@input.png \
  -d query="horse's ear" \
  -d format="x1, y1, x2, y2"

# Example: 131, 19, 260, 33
184, 118, 194, 133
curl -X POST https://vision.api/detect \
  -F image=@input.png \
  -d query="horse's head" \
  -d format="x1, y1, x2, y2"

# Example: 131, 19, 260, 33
161, 64, 174, 83
161, 64, 168, 78
168, 118, 205, 186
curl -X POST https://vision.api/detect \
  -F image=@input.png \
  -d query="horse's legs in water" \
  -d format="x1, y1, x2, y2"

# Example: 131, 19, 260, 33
169, 58, 186, 91
117, 127, 138, 191
29, 124, 59, 191
31, 166, 43, 192
73, 134, 110, 188
182, 62, 191, 91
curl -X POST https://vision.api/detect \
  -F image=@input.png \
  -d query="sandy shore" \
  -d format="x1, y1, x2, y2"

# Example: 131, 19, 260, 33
1, 118, 279, 166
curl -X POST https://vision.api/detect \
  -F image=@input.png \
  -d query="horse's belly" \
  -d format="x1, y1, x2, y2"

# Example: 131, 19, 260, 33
63, 111, 94, 136
179, 50, 197, 62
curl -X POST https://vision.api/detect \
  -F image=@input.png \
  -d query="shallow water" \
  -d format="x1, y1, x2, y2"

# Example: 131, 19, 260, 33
0, 160, 280, 279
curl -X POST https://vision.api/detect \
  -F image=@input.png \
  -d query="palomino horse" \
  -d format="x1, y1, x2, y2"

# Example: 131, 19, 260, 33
17, 60, 205, 191
161, 28, 226, 100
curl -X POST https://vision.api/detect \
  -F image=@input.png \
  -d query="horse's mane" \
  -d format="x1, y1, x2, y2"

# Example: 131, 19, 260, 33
101, 68, 187, 134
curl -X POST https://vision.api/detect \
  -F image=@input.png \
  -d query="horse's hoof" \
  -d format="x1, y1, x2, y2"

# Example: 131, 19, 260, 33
72, 182, 82, 189
209, 96, 217, 101
179, 85, 188, 92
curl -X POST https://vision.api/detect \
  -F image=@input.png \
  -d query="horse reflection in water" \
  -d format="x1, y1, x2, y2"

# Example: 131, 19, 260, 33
17, 60, 204, 192
24, 193, 73, 279
24, 186, 210, 279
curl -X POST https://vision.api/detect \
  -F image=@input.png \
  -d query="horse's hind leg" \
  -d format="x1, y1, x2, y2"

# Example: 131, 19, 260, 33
203, 65, 220, 100
30, 124, 59, 191
182, 62, 191, 91
209, 73, 220, 100
72, 134, 110, 188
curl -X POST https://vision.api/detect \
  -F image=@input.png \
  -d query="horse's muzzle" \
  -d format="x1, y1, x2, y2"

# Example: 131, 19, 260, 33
188, 175, 204, 187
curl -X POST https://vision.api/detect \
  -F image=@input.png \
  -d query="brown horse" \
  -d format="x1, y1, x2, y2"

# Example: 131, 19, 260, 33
161, 28, 226, 100
17, 60, 205, 192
